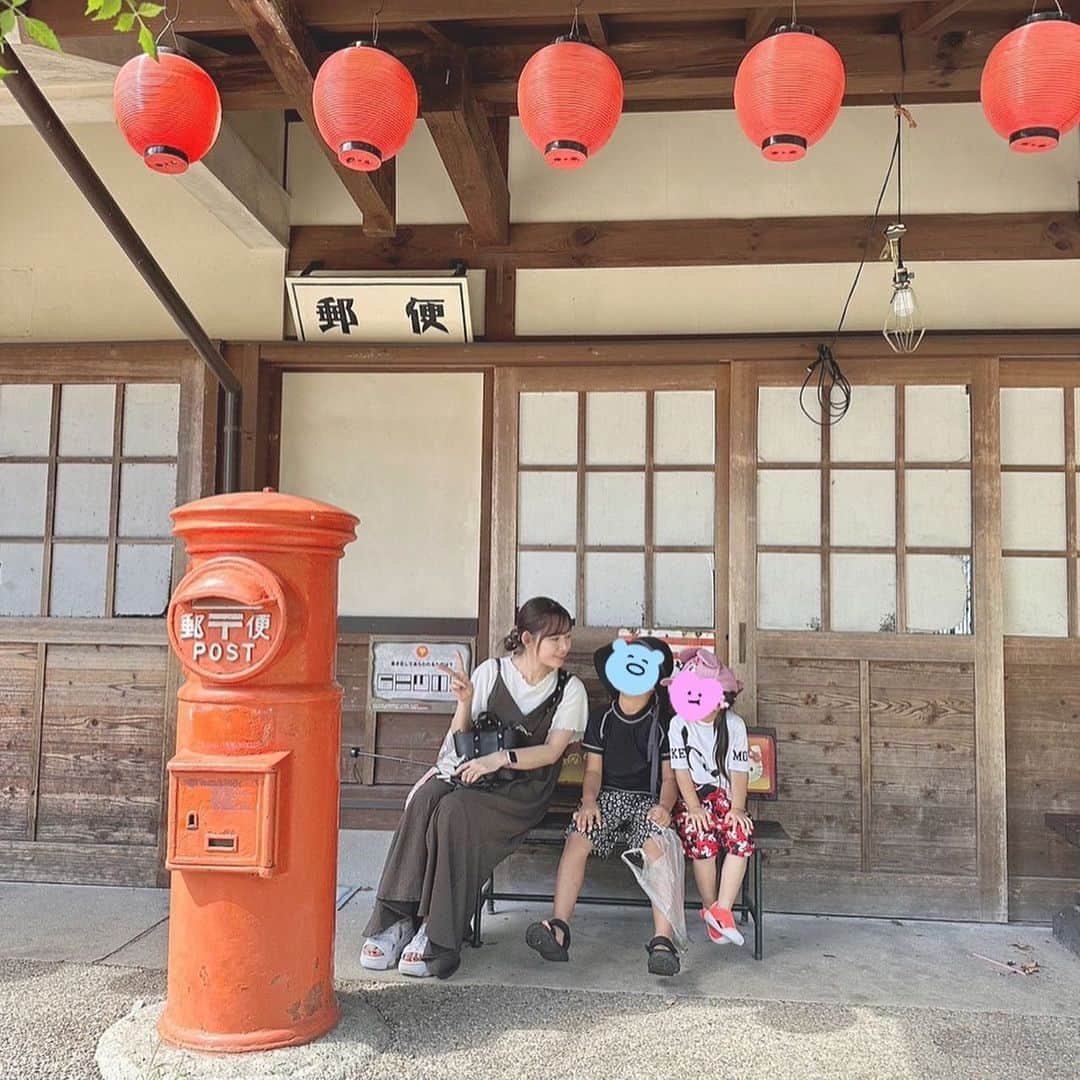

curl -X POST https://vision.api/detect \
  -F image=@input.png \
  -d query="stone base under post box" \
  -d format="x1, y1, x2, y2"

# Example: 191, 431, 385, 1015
96, 997, 389, 1080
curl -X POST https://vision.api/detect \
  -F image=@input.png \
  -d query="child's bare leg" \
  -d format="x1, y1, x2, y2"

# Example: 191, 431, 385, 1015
550, 831, 593, 934
691, 856, 719, 907
717, 852, 748, 910
642, 836, 675, 940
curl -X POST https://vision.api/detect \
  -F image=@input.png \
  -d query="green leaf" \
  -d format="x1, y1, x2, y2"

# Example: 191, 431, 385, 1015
84, 0, 104, 14
11, 0, 30, 8
0, 66, 14, 77
114, 12, 135, 31
136, 3, 165, 17
0, 9, 15, 36
93, 0, 122, 20
137, 22, 156, 59
22, 17, 61, 51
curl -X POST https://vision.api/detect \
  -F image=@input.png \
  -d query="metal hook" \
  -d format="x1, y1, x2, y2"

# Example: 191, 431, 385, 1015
372, 4, 382, 46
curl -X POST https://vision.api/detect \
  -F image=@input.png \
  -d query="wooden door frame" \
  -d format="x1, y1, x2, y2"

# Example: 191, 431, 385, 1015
734, 352, 1008, 921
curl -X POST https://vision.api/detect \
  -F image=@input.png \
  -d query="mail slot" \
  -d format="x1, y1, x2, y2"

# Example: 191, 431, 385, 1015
166, 750, 289, 876
159, 491, 357, 1054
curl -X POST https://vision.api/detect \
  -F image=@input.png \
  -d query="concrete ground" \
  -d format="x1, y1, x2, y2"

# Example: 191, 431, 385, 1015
2, 835, 1079, 1078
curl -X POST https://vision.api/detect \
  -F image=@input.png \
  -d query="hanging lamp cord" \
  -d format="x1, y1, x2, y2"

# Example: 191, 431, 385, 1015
802, 98, 915, 426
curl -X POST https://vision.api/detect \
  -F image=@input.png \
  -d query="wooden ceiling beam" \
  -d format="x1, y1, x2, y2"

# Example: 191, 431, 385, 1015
224, 0, 396, 236
30, 1, 934, 37
202, 25, 997, 113
415, 53, 510, 246
289, 212, 1080, 272
900, 0, 974, 36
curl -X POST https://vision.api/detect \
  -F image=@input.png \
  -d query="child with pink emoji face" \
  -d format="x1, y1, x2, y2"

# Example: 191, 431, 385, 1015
664, 648, 755, 947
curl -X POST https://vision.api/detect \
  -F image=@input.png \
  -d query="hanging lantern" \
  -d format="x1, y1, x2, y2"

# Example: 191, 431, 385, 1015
734, 25, 846, 162
113, 49, 221, 174
980, 12, 1080, 153
312, 43, 417, 172
517, 34, 623, 169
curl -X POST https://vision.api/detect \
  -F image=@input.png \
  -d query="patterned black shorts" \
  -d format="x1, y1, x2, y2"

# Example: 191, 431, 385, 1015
567, 787, 665, 859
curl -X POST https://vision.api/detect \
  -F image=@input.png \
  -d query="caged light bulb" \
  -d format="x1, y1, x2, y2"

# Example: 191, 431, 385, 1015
883, 268, 925, 354
890, 285, 916, 319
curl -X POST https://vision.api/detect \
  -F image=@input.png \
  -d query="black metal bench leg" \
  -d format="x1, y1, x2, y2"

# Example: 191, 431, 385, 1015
753, 848, 764, 960
487, 870, 496, 913
738, 864, 749, 926
471, 885, 484, 948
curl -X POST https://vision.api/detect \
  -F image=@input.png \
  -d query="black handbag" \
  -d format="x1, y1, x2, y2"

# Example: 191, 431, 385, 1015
453, 715, 524, 760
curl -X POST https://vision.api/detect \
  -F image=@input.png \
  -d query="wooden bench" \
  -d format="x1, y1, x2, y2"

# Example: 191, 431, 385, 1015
471, 815, 790, 960
1045, 813, 1080, 956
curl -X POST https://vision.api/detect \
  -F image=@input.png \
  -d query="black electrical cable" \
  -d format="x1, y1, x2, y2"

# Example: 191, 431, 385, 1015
802, 101, 905, 426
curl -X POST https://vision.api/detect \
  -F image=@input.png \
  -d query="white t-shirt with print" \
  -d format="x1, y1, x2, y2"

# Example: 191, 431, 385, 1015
434, 656, 588, 780
667, 709, 750, 796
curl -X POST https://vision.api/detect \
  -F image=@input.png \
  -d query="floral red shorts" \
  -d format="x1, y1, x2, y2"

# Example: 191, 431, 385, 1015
673, 788, 755, 861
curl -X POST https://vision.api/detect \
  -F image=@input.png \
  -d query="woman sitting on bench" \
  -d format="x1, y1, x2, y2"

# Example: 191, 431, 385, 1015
525, 637, 684, 976
360, 596, 588, 979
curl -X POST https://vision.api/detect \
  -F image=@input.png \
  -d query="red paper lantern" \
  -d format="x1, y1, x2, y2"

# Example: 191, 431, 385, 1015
517, 36, 624, 169
312, 43, 417, 172
734, 25, 846, 162
980, 13, 1080, 153
113, 49, 221, 174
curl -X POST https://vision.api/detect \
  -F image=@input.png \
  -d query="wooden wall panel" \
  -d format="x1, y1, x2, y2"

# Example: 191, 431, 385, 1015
1005, 659, 1080, 920
753, 648, 982, 916
870, 660, 977, 876
0, 644, 38, 839
755, 656, 863, 872
338, 639, 371, 787
35, 645, 166, 846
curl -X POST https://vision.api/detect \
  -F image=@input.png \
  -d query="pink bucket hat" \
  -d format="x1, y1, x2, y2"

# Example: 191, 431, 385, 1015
661, 647, 744, 696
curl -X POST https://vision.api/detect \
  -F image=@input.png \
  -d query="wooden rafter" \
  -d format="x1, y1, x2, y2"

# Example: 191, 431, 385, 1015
900, 0, 974, 36
225, 0, 396, 236
416, 22, 461, 50
415, 52, 510, 246
584, 14, 609, 46
289, 212, 1080, 272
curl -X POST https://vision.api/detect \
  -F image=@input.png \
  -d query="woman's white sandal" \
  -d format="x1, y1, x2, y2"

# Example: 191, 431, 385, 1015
398, 924, 435, 978
360, 917, 412, 971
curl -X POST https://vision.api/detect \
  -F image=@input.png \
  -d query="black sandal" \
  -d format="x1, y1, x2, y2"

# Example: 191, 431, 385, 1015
525, 918, 571, 962
646, 935, 680, 977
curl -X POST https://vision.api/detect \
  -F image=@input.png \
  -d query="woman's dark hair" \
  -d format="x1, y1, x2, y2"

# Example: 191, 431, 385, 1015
712, 692, 738, 783
503, 596, 574, 654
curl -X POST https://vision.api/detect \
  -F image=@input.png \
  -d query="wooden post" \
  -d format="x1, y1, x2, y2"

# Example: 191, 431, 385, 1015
729, 361, 758, 721
971, 357, 1009, 922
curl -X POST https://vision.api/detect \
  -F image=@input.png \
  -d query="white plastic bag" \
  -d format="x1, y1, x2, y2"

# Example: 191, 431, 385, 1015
621, 827, 689, 951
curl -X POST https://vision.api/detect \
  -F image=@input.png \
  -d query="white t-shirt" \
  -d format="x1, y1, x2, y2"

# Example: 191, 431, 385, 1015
434, 656, 588, 780
668, 709, 750, 796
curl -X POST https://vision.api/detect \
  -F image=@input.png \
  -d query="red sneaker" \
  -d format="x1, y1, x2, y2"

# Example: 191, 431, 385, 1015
703, 902, 744, 947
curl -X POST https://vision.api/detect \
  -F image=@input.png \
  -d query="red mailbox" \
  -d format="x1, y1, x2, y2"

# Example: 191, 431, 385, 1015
159, 491, 357, 1052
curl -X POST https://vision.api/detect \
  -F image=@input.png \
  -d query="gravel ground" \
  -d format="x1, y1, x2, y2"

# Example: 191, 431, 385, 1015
2, 958, 1078, 1080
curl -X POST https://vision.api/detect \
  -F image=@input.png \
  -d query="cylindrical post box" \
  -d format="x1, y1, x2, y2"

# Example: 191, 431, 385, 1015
159, 491, 358, 1052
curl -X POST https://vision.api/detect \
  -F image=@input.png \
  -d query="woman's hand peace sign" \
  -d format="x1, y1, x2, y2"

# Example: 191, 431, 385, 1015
437, 650, 474, 705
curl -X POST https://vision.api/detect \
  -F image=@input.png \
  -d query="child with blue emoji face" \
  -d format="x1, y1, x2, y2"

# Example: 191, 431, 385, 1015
526, 636, 685, 976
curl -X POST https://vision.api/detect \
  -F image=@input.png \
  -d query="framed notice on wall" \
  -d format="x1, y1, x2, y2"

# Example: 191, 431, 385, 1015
286, 276, 473, 343
746, 727, 778, 800
371, 641, 472, 704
